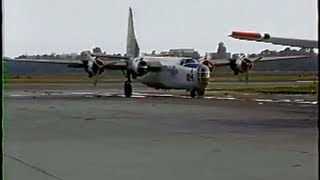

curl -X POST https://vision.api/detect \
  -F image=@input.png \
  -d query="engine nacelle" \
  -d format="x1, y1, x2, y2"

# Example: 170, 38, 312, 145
201, 60, 214, 72
230, 58, 254, 75
86, 59, 106, 78
230, 31, 271, 40
132, 58, 148, 77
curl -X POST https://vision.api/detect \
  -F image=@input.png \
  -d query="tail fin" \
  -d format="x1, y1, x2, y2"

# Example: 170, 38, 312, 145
126, 7, 140, 58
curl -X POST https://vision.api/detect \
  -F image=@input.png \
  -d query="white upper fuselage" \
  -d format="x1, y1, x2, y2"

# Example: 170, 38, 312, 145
133, 56, 210, 90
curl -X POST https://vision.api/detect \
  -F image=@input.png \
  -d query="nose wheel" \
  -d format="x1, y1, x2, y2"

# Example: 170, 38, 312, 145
197, 89, 205, 97
190, 89, 205, 98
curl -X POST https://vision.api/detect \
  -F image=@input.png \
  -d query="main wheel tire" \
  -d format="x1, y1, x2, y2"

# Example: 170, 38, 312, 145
190, 89, 198, 98
197, 89, 205, 97
124, 81, 133, 97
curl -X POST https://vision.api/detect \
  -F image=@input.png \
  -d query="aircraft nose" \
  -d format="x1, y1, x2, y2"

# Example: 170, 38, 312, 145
197, 64, 210, 88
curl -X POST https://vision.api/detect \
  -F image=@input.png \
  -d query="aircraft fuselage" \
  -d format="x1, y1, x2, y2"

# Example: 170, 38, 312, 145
136, 56, 210, 90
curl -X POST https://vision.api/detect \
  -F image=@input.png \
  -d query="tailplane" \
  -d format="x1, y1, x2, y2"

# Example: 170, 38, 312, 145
126, 7, 140, 58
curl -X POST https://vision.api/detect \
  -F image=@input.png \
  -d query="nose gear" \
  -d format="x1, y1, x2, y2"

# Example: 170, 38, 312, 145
190, 88, 205, 98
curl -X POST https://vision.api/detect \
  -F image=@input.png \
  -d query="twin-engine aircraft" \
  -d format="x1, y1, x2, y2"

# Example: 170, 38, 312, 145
5, 7, 309, 98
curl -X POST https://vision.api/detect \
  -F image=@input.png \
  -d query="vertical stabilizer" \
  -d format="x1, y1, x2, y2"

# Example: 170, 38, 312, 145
126, 7, 140, 58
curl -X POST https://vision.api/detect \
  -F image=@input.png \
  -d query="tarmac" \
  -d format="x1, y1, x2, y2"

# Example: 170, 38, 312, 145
3, 82, 319, 180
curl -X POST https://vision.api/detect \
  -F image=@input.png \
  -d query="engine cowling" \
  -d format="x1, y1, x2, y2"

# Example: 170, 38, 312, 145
132, 58, 148, 77
86, 58, 106, 78
230, 58, 254, 75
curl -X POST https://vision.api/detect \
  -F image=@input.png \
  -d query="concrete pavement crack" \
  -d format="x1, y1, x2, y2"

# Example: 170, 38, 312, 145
4, 153, 64, 180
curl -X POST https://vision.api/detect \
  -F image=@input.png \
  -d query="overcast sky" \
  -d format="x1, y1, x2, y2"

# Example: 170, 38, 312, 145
3, 0, 318, 57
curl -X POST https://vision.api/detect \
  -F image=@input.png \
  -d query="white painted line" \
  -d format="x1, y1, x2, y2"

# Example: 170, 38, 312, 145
294, 99, 304, 102
296, 80, 318, 83
274, 99, 291, 102
131, 95, 146, 98
296, 101, 318, 104
215, 97, 236, 100
9, 94, 29, 97
254, 99, 274, 102
71, 92, 94, 95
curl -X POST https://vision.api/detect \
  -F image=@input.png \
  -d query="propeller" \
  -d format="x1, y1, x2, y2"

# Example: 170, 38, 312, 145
93, 69, 100, 86
92, 58, 106, 87
84, 51, 106, 86
245, 71, 249, 84
237, 71, 249, 84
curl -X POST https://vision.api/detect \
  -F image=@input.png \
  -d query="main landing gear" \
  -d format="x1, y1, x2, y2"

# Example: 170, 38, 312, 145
123, 70, 133, 97
124, 81, 133, 97
190, 88, 205, 98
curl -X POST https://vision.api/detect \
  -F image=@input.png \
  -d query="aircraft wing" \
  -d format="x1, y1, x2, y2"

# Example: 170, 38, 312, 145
90, 53, 130, 60
104, 60, 128, 70
252, 55, 310, 62
207, 55, 309, 67
203, 55, 309, 75
3, 57, 129, 70
3, 57, 84, 65
206, 59, 231, 67
230, 31, 318, 49
146, 61, 162, 71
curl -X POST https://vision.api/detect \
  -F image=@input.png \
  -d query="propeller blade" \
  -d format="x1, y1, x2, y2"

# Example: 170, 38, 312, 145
93, 69, 100, 86
83, 51, 95, 62
245, 71, 249, 84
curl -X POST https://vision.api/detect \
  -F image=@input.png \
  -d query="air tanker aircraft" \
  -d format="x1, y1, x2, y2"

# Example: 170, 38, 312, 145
6, 7, 309, 98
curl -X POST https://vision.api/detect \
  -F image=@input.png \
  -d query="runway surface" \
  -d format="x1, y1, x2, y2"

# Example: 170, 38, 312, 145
3, 82, 319, 180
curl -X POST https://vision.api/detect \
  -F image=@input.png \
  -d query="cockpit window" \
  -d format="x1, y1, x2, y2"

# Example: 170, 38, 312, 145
180, 58, 197, 65
185, 59, 197, 64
